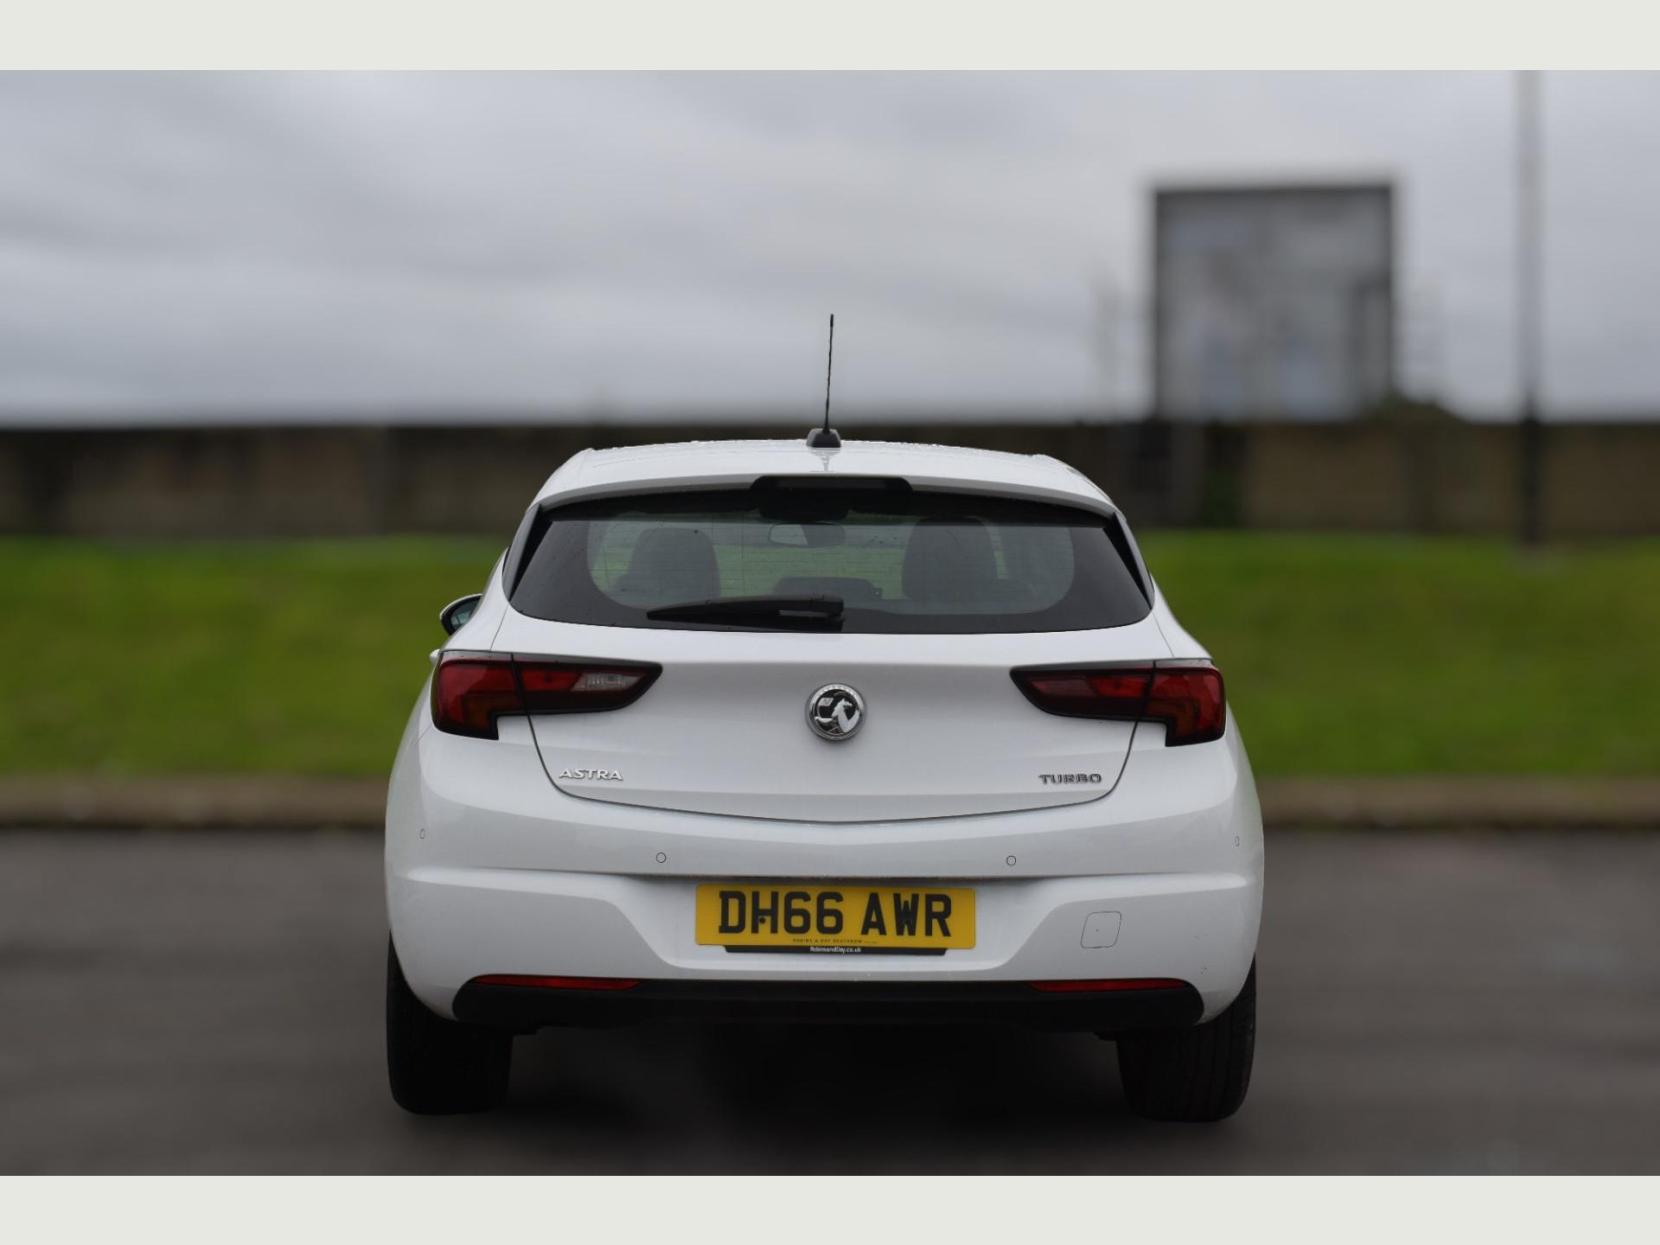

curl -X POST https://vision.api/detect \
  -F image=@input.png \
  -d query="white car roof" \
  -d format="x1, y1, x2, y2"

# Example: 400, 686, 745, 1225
534, 438, 1115, 515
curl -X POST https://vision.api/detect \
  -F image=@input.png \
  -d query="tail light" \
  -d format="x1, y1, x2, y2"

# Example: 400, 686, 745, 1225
1011, 663, 1225, 746
432, 652, 661, 739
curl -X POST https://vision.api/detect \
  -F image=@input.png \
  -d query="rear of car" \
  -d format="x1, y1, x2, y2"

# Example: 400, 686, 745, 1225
384, 440, 1262, 1121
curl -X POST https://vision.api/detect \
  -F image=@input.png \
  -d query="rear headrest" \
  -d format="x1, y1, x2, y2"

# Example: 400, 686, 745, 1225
613, 526, 720, 602
901, 517, 997, 605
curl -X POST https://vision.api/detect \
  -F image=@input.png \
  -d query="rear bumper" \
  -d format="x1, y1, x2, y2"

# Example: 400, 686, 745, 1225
385, 700, 1264, 1028
388, 862, 1260, 1026
452, 976, 1203, 1032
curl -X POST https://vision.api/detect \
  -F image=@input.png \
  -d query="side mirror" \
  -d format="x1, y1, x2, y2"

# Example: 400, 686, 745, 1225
439, 594, 482, 636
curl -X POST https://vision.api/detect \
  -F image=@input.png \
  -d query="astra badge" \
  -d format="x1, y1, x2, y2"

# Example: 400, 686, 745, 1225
806, 683, 865, 741
558, 767, 623, 781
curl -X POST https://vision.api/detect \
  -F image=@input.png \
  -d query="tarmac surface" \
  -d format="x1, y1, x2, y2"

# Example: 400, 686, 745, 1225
2, 829, 1658, 1173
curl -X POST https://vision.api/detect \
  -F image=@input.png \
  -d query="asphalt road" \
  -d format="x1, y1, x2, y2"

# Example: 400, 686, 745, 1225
2, 829, 1658, 1173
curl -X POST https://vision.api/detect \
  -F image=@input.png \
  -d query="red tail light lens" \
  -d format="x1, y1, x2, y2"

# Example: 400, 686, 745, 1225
430, 655, 522, 738
1143, 667, 1226, 748
432, 652, 661, 739
1011, 663, 1226, 746
1012, 667, 1155, 719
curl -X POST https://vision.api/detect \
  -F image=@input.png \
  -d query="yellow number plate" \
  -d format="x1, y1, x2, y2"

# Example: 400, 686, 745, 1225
695, 884, 976, 951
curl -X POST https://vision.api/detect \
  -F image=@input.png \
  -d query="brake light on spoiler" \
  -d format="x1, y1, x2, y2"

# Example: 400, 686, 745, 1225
432, 652, 661, 739
1011, 663, 1226, 746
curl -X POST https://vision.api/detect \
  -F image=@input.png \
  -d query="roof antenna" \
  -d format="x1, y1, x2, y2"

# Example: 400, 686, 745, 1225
806, 313, 842, 448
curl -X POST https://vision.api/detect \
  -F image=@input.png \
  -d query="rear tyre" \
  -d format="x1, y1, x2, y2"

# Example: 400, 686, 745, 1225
1116, 962, 1255, 1122
386, 939, 513, 1114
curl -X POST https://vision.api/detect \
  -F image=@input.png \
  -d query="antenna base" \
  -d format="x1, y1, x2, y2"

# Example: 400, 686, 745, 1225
805, 426, 842, 449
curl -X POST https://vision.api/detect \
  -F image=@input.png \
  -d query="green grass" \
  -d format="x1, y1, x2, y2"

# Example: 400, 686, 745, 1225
3, 533, 1657, 779
0, 538, 502, 778
1139, 533, 1660, 776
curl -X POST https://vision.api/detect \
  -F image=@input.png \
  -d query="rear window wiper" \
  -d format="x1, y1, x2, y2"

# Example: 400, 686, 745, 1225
644, 594, 845, 627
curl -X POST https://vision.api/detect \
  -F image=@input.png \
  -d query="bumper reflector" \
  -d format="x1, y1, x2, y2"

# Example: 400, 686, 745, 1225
1028, 977, 1188, 993
470, 974, 641, 991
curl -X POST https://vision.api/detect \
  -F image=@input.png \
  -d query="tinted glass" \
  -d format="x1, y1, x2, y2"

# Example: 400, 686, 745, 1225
510, 488, 1151, 634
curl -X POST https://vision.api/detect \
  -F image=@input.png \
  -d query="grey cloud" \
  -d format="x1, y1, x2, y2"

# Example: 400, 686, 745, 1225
0, 71, 1656, 420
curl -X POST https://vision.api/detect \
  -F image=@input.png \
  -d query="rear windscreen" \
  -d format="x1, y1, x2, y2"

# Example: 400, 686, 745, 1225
508, 485, 1151, 634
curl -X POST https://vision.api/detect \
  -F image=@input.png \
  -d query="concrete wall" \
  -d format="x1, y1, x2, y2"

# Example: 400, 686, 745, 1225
2, 418, 1656, 538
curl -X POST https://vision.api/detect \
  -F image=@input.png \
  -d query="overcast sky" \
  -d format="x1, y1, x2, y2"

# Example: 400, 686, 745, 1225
2, 71, 1657, 423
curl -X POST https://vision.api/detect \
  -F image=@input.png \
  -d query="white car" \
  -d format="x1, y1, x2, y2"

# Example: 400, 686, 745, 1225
385, 434, 1263, 1121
